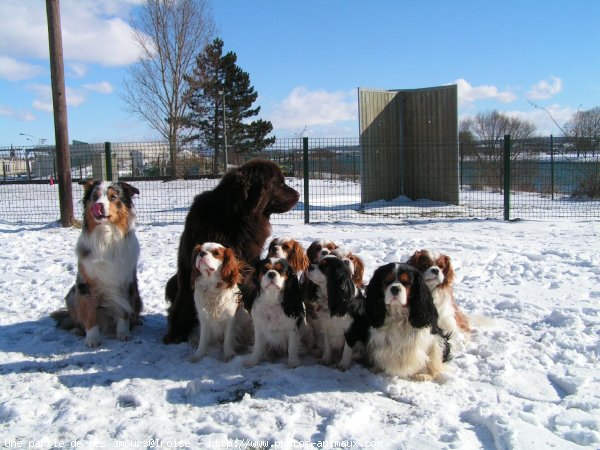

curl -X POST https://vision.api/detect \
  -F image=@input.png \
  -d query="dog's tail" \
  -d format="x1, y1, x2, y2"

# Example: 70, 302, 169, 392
165, 274, 178, 304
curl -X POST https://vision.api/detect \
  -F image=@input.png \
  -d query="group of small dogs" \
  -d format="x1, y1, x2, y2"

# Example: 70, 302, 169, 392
52, 160, 474, 381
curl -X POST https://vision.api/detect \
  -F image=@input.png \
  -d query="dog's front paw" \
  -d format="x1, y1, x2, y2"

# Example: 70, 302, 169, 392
223, 351, 236, 362
85, 326, 101, 348
117, 332, 130, 342
287, 358, 301, 369
337, 361, 351, 372
189, 351, 205, 363
410, 373, 434, 382
243, 357, 259, 368
116, 319, 130, 342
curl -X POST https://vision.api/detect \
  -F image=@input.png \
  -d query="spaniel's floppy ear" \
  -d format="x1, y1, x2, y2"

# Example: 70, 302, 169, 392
407, 268, 438, 329
351, 254, 365, 287
282, 266, 304, 318
439, 254, 455, 286
365, 264, 392, 328
190, 244, 204, 288
326, 260, 354, 317
406, 250, 423, 268
221, 248, 241, 288
289, 242, 310, 272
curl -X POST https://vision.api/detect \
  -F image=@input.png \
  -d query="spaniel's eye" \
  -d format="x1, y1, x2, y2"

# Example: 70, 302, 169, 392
110, 194, 118, 202
92, 193, 99, 201
400, 280, 411, 287
282, 244, 290, 250
343, 260, 350, 266
212, 250, 220, 257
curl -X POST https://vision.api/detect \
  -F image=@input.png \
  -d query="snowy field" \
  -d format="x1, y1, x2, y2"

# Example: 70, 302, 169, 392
1, 201, 600, 448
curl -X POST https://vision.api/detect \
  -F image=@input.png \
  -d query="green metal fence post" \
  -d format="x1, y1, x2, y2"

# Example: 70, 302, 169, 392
503, 135, 511, 221
104, 142, 113, 181
550, 135, 555, 200
303, 137, 310, 224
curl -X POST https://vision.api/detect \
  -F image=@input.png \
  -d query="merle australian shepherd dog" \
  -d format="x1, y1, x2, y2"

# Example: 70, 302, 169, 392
164, 160, 299, 344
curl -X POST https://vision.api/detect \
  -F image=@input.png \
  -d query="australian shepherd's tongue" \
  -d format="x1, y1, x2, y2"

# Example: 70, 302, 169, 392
91, 202, 106, 220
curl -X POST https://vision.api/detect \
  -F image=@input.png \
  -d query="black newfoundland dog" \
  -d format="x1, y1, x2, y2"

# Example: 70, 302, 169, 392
164, 159, 299, 344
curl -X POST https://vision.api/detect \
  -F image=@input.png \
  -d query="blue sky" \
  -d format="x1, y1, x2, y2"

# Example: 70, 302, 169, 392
1, 0, 599, 146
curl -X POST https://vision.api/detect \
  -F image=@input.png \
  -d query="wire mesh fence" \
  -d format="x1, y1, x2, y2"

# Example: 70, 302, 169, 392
1, 136, 598, 224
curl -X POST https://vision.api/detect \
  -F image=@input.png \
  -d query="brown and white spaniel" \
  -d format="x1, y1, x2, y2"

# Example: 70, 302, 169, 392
407, 249, 471, 352
190, 242, 247, 362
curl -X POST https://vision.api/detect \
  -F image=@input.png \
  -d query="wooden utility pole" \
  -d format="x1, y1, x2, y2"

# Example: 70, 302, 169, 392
46, 0, 73, 227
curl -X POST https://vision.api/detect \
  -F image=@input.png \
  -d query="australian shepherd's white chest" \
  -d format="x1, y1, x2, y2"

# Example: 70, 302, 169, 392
54, 180, 143, 347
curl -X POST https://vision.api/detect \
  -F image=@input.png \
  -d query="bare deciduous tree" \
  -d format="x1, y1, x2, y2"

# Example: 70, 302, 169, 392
460, 110, 538, 191
564, 107, 600, 156
122, 0, 215, 177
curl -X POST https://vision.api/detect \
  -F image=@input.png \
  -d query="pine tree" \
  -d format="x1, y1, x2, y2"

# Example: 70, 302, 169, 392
184, 38, 275, 173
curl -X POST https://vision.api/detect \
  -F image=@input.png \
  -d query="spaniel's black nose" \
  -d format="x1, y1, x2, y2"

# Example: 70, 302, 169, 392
390, 286, 400, 296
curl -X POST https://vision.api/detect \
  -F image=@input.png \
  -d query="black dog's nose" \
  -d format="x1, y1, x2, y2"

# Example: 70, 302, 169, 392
267, 271, 276, 279
320, 250, 328, 256
390, 286, 400, 296
198, 251, 207, 257
431, 268, 439, 275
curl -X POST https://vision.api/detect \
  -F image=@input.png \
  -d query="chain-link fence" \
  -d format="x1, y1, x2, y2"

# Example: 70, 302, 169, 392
1, 136, 598, 224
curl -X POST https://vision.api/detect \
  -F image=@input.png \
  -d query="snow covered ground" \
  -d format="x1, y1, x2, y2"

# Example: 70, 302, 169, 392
1, 211, 599, 448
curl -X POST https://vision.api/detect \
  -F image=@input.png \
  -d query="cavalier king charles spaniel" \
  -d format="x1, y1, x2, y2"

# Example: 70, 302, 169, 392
305, 255, 364, 365
267, 237, 310, 274
53, 180, 143, 347
342, 263, 450, 380
244, 258, 306, 368
306, 239, 338, 264
190, 242, 247, 362
331, 247, 366, 290
407, 250, 471, 352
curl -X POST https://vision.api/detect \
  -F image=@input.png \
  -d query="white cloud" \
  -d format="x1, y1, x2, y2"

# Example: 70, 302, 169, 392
505, 104, 575, 135
67, 63, 89, 79
83, 81, 115, 94
0, 0, 142, 66
455, 78, 517, 106
270, 86, 357, 133
29, 83, 93, 113
0, 105, 36, 122
527, 76, 563, 100
0, 56, 45, 81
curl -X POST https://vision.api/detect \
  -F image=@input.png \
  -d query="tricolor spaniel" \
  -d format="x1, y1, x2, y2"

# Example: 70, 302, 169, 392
345, 263, 449, 380
190, 242, 246, 362
164, 160, 299, 344
331, 247, 366, 290
267, 237, 310, 274
407, 250, 471, 351
245, 258, 305, 368
54, 180, 142, 347
306, 239, 338, 264
305, 255, 363, 365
